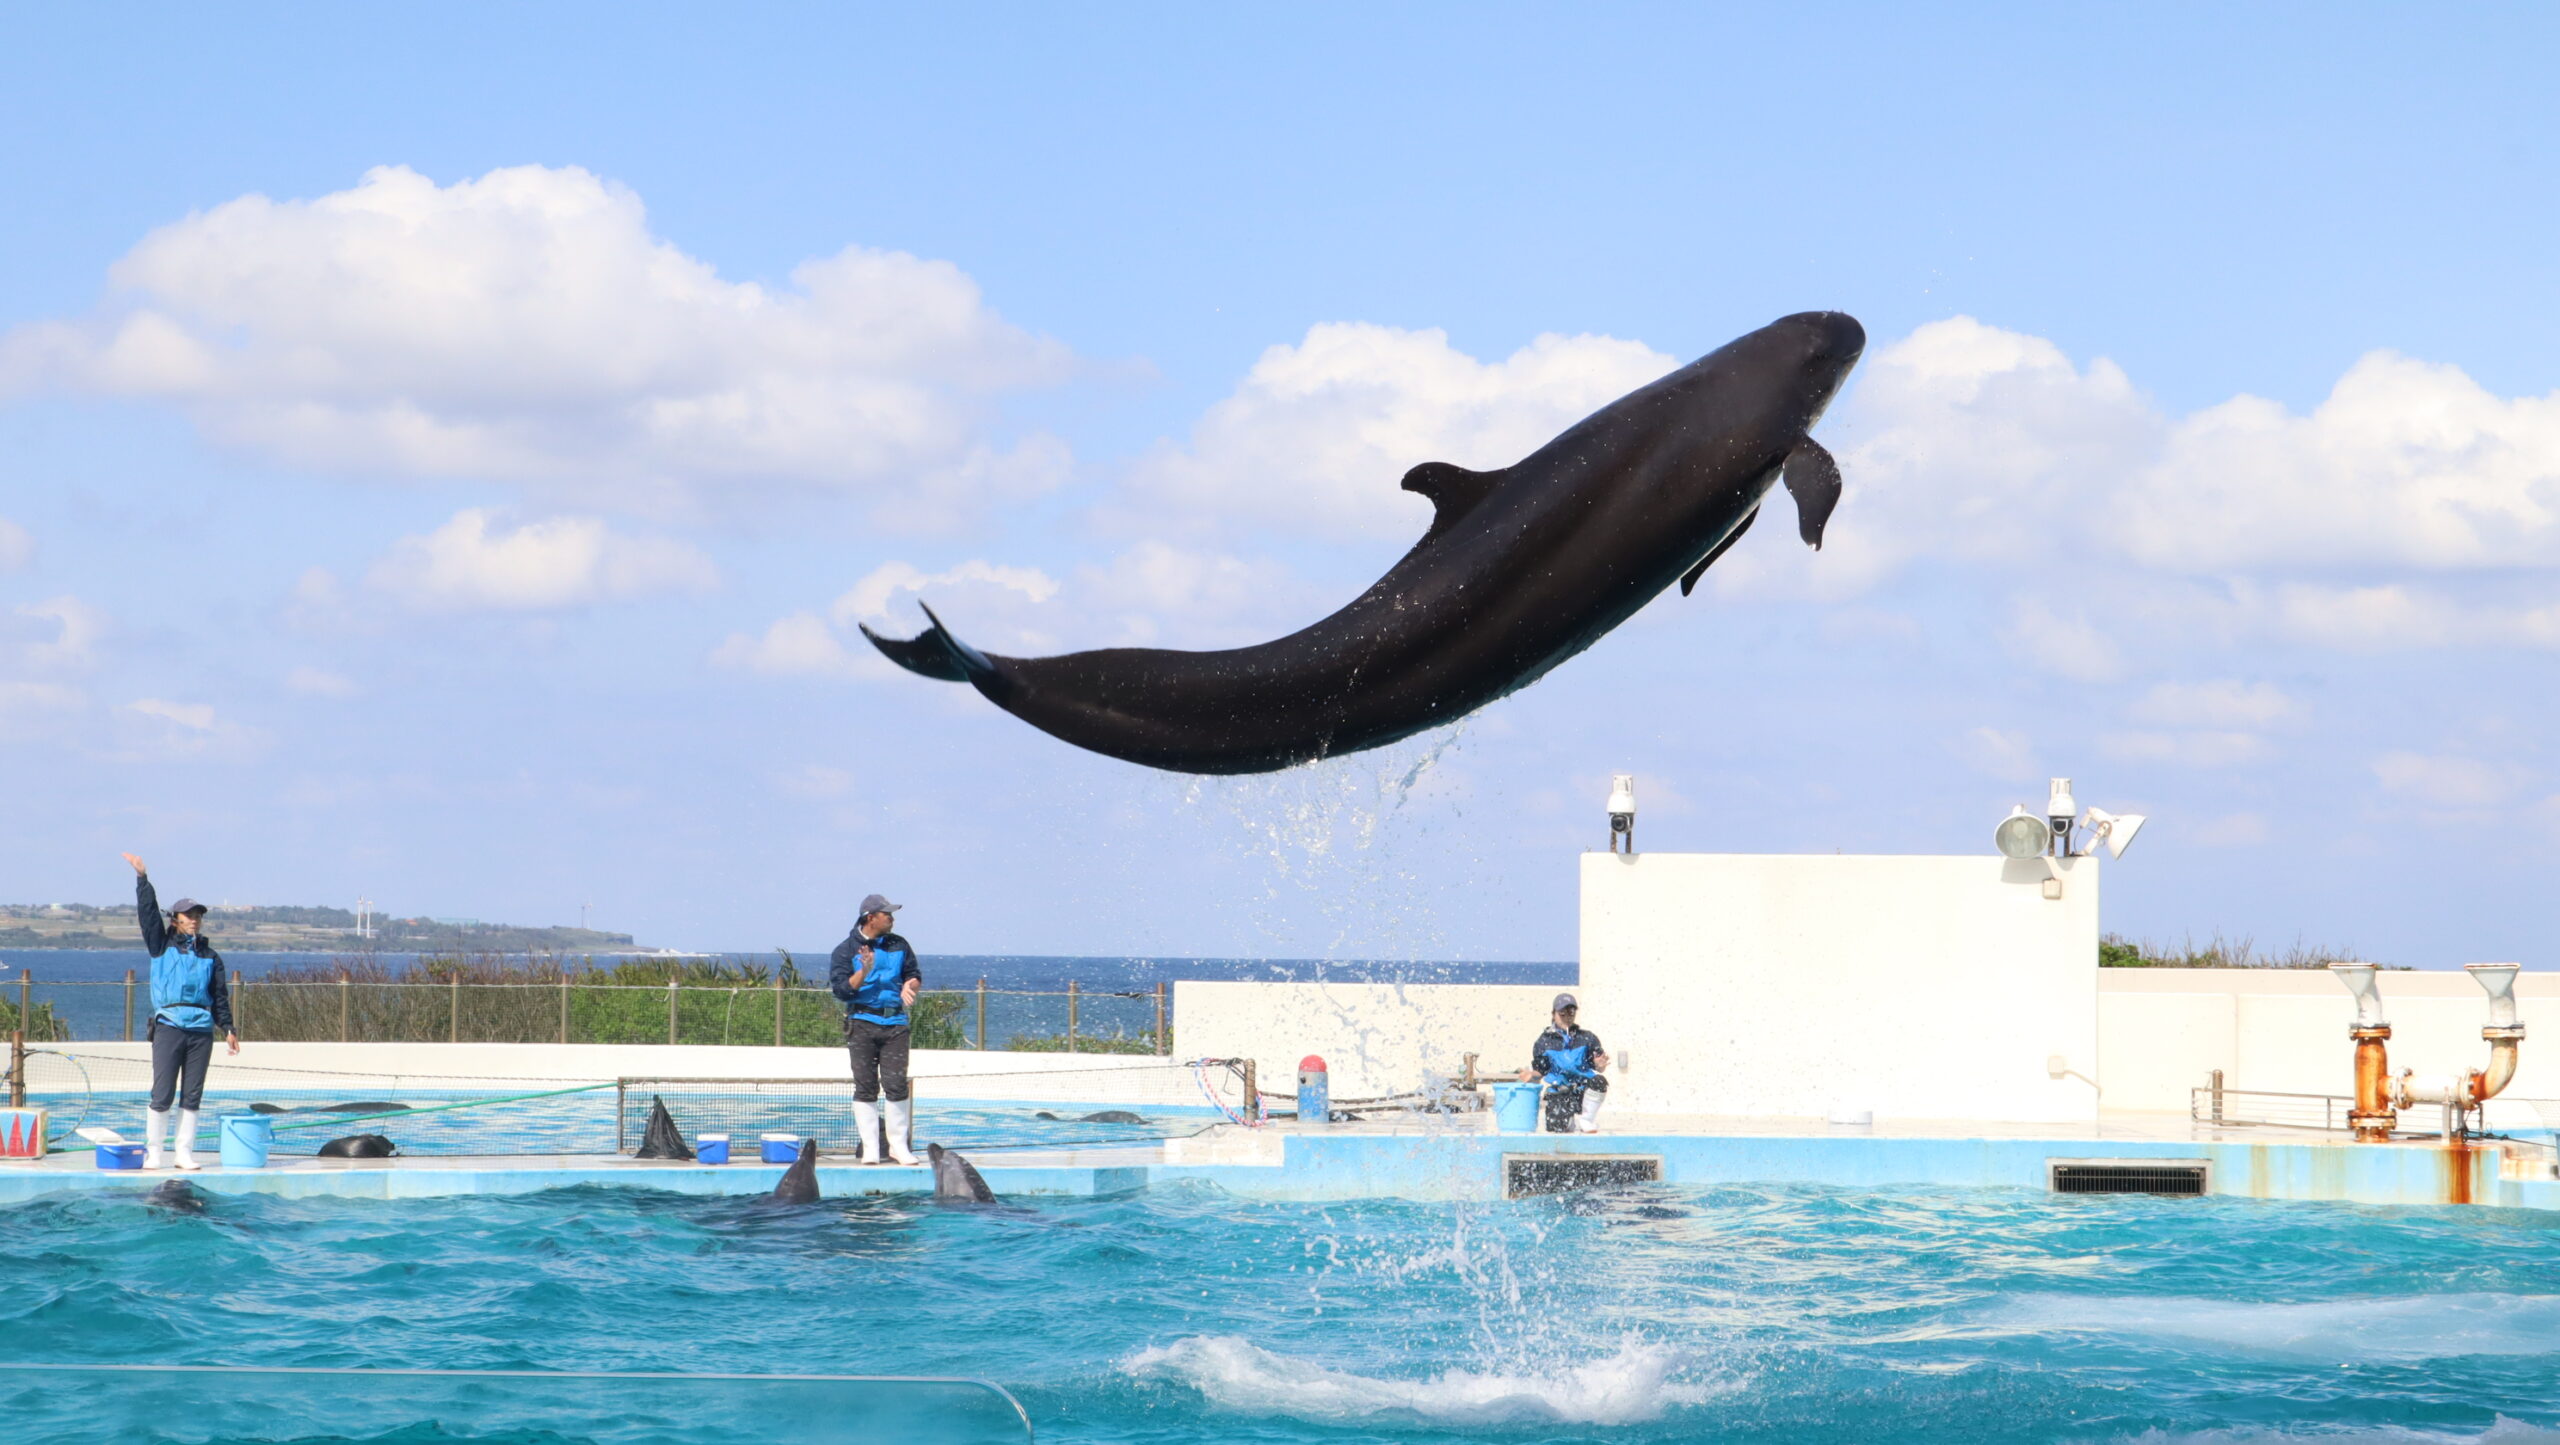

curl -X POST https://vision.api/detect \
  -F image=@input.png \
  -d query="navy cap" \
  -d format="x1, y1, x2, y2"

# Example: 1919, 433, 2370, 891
1552, 992, 1578, 1012
167, 898, 208, 916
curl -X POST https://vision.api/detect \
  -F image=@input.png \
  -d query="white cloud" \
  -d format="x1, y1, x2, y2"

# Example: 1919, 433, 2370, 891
1961, 727, 2039, 781
2120, 353, 2560, 572
284, 666, 358, 698
720, 542, 1311, 682
0, 164, 1073, 519
774, 764, 855, 799
2002, 600, 2124, 682
2372, 751, 2522, 810
2132, 680, 2300, 729
2099, 730, 2268, 768
124, 697, 214, 731
1125, 323, 1674, 541
0, 517, 30, 571
712, 612, 877, 681
2192, 812, 2272, 847
12, 595, 105, 669
365, 509, 717, 613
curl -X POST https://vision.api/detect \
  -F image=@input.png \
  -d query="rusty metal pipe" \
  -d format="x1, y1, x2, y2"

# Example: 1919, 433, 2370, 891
2333, 963, 2398, 1141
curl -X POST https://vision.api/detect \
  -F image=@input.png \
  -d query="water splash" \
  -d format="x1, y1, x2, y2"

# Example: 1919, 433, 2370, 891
1123, 1334, 1728, 1427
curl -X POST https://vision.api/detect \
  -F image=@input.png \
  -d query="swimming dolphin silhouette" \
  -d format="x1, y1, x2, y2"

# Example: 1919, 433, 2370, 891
863, 311, 1864, 774
144, 1179, 210, 1215
770, 1139, 820, 1204
927, 1143, 998, 1204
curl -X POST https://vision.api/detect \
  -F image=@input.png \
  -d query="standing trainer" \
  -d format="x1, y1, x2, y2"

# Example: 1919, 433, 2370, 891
121, 853, 238, 1170
1518, 993, 1608, 1134
830, 893, 922, 1165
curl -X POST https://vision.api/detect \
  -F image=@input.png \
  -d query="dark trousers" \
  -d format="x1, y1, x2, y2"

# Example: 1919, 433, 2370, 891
148, 1021, 214, 1112
1542, 1074, 1606, 1132
845, 1019, 911, 1102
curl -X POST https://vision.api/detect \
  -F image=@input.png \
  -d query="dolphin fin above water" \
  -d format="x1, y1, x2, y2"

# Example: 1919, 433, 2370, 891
927, 1143, 998, 1204
770, 1140, 820, 1204
861, 311, 1864, 774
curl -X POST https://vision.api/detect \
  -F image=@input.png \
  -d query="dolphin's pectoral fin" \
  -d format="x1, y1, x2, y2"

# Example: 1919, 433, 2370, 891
1401, 461, 1507, 544
1681, 505, 1759, 595
1782, 438, 1842, 550
859, 621, 970, 682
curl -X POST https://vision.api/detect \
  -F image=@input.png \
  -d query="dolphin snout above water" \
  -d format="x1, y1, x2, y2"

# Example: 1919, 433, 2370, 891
865, 310, 1867, 774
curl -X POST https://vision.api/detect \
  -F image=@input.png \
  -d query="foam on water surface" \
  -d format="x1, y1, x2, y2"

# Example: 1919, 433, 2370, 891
1124, 1335, 1729, 1427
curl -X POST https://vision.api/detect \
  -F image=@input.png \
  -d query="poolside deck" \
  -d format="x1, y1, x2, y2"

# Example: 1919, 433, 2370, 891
8, 1109, 2556, 1210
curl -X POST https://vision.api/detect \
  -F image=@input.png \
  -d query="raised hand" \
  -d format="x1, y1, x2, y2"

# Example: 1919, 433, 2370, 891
121, 853, 147, 876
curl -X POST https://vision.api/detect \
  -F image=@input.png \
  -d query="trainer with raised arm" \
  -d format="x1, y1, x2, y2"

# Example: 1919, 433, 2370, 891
121, 853, 238, 1170
1518, 993, 1608, 1134
830, 893, 922, 1165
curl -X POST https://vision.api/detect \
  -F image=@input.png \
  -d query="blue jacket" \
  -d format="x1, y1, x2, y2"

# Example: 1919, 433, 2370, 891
829, 928, 921, 1028
137, 876, 232, 1034
1529, 1025, 1605, 1088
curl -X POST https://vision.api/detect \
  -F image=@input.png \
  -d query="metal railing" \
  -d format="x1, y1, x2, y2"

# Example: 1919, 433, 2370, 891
0, 971, 1173, 1054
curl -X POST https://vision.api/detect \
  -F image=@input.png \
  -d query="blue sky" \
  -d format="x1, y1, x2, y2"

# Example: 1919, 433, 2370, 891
3, 7, 2557, 963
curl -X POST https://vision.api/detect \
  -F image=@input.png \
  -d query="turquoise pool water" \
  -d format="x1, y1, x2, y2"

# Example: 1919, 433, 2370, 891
8, 1178, 2560, 1442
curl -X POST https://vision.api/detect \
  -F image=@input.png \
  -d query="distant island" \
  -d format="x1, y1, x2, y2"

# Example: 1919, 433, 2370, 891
0, 901, 640, 954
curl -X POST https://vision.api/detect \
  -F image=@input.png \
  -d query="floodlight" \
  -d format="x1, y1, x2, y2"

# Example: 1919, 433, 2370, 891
2080, 807, 2146, 859
1606, 773, 1636, 854
1994, 805, 2051, 860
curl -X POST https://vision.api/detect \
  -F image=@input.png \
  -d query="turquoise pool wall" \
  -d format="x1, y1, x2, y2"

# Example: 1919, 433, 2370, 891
6, 1127, 2554, 1211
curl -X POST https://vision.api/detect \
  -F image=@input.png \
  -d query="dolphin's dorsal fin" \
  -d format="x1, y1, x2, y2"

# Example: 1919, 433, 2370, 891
1782, 438, 1842, 550
1401, 462, 1506, 543
1681, 504, 1758, 595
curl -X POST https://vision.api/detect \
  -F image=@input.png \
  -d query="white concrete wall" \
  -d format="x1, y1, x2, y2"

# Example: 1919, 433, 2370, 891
1172, 982, 1559, 1101
2094, 968, 2560, 1123
1579, 852, 2102, 1124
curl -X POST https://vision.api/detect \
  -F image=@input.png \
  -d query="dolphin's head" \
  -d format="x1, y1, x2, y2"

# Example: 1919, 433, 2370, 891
1759, 310, 1865, 431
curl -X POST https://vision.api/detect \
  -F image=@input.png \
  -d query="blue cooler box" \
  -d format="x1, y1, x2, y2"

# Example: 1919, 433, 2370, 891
96, 1143, 146, 1170
696, 1135, 730, 1165
760, 1135, 800, 1164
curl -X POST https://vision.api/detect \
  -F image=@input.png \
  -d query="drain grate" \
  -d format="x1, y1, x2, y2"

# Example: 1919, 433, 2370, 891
2047, 1158, 2210, 1196
1504, 1154, 1662, 1198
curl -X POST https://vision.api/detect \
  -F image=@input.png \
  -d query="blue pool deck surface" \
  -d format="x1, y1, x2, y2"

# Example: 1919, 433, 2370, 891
10, 1109, 2560, 1211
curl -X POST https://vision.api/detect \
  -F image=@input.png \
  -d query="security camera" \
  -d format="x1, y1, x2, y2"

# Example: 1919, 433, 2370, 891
1606, 773, 1636, 854
2046, 778, 2078, 858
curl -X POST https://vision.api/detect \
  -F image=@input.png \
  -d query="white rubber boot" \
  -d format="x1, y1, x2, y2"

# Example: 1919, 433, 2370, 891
883, 1099, 919, 1165
1574, 1089, 1604, 1134
173, 1110, 204, 1170
142, 1109, 168, 1170
849, 1099, 882, 1164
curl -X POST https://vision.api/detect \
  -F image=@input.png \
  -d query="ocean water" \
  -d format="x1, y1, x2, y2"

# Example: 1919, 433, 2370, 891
6, 1179, 2559, 1443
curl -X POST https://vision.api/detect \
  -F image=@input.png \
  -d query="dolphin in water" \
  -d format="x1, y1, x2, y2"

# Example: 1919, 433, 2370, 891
250, 1101, 411, 1115
927, 1143, 998, 1204
144, 1179, 210, 1215
769, 1139, 820, 1204
863, 311, 1864, 773
1034, 1110, 1147, 1124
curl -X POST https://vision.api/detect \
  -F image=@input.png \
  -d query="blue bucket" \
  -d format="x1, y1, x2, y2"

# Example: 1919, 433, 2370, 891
218, 1115, 273, 1169
1492, 1082, 1542, 1133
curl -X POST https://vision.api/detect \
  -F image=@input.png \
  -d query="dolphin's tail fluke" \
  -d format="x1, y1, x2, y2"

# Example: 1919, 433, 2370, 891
859, 606, 1004, 690
859, 620, 968, 682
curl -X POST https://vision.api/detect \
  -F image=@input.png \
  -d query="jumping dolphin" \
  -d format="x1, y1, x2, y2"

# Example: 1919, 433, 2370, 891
863, 311, 1864, 774
770, 1140, 820, 1204
927, 1143, 998, 1204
